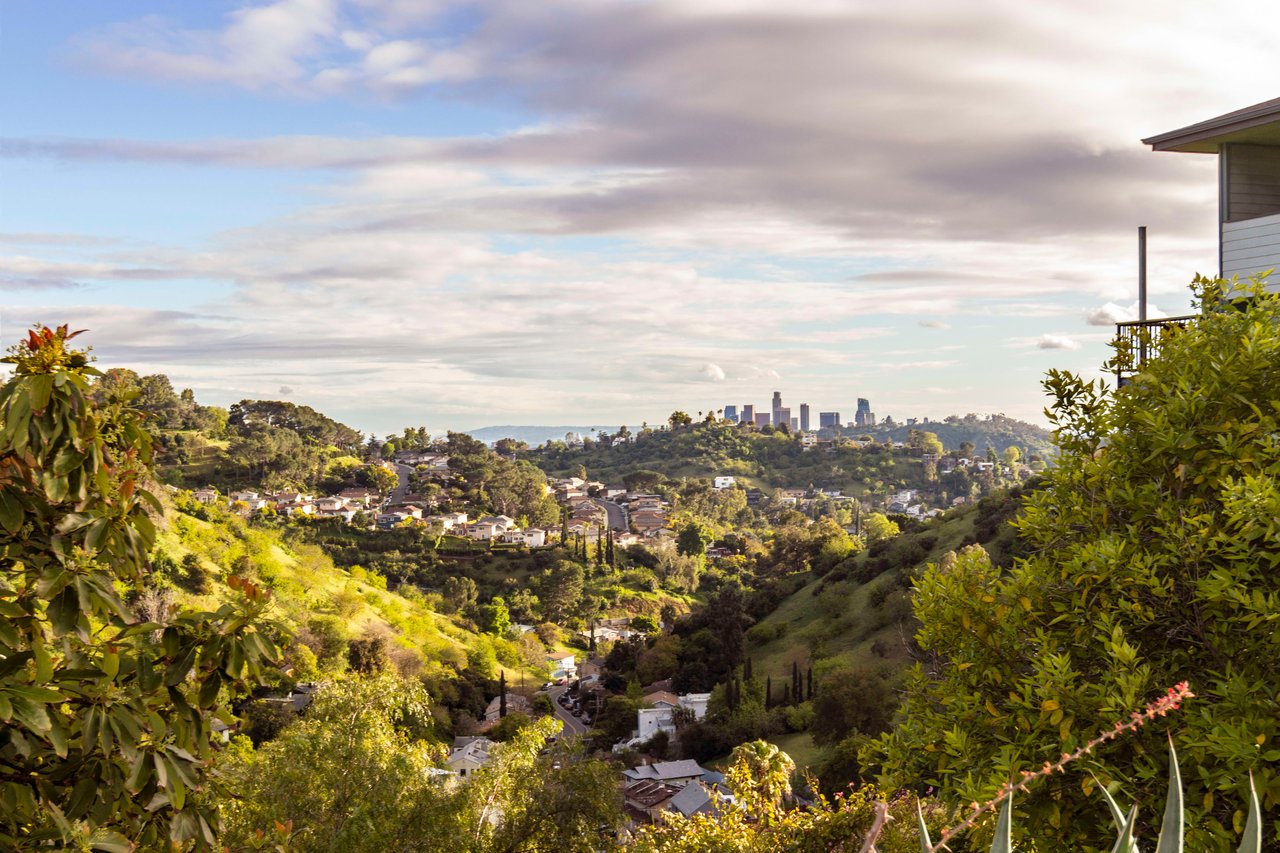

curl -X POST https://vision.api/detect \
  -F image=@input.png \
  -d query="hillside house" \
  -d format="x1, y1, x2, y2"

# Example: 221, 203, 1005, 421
1144, 97, 1280, 290
447, 737, 494, 778
547, 652, 576, 680
482, 693, 532, 723
713, 476, 737, 489
192, 488, 218, 504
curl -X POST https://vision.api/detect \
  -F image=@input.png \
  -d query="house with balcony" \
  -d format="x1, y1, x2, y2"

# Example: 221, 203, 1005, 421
1144, 97, 1280, 289
1115, 97, 1280, 382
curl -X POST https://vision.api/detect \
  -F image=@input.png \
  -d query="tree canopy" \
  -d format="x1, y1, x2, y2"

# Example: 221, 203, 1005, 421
0, 326, 278, 849
869, 277, 1280, 850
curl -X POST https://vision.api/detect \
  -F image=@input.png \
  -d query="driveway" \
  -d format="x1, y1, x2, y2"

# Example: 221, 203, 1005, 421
592, 497, 629, 531
547, 685, 590, 737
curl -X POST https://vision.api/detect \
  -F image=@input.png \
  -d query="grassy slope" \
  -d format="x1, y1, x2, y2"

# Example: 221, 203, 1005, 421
154, 499, 542, 684
746, 506, 980, 682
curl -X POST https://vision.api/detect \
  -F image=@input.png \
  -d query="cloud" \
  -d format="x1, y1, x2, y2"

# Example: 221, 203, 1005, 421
1084, 301, 1169, 326
1036, 334, 1081, 351
918, 320, 950, 329
700, 362, 726, 381
279, 385, 294, 395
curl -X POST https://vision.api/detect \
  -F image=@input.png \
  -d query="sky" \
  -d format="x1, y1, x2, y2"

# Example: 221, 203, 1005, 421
2, 0, 1276, 436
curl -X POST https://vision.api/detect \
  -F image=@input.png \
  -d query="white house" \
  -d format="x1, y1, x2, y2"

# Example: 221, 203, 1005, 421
192, 488, 219, 504
678, 693, 710, 721
547, 652, 576, 680
447, 737, 494, 778
712, 476, 737, 490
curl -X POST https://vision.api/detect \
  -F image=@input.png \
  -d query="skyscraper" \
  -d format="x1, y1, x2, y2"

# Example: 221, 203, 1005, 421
855, 398, 876, 427
819, 411, 841, 428
772, 391, 784, 426
799, 403, 810, 432
724, 405, 738, 422
743, 404, 755, 424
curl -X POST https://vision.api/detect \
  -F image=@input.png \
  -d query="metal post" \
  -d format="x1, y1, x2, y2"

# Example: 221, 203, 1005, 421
1138, 226, 1148, 365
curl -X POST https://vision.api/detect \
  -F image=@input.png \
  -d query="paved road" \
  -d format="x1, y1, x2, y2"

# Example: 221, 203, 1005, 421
547, 685, 590, 737
387, 462, 413, 506
592, 497, 629, 531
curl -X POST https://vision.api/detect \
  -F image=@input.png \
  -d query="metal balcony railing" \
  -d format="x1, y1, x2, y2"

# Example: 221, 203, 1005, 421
1113, 315, 1198, 384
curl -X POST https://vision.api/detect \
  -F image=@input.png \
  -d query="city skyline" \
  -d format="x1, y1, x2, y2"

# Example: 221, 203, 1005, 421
4, 1, 1277, 435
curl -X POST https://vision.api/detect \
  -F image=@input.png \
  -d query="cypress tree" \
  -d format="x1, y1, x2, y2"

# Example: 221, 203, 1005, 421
791, 660, 800, 704
596, 525, 604, 567
499, 672, 507, 718
782, 683, 790, 704
765, 676, 772, 707
806, 666, 813, 700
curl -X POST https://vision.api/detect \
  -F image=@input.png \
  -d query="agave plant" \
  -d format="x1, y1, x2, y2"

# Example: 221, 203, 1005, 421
914, 739, 1265, 853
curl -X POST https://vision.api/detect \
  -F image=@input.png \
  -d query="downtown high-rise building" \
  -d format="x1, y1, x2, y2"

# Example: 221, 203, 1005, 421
855, 398, 876, 427
724, 405, 738, 422
742, 404, 755, 424
772, 391, 784, 426
799, 403, 810, 432
819, 411, 841, 428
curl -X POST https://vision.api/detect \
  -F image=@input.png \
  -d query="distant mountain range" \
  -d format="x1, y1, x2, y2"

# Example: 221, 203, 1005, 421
466, 425, 620, 446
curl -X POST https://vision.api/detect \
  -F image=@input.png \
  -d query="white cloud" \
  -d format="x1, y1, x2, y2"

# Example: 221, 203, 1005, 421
918, 320, 950, 329
700, 362, 726, 381
1084, 300, 1170, 326
1036, 334, 1081, 351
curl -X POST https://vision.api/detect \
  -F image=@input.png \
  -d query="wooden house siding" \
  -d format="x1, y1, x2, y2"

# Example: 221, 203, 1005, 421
1221, 210, 1280, 286
1225, 144, 1280, 221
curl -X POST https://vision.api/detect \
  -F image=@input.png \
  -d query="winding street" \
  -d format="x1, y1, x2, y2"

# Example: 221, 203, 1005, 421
547, 685, 590, 737
387, 462, 413, 506
592, 497, 629, 531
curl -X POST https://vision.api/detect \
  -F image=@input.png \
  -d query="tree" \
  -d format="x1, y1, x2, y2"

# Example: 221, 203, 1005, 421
1002, 445, 1022, 466
870, 278, 1280, 850
0, 326, 278, 849
676, 520, 713, 558
861, 512, 899, 544
668, 411, 693, 429
727, 740, 795, 811
479, 596, 511, 636
443, 575, 479, 615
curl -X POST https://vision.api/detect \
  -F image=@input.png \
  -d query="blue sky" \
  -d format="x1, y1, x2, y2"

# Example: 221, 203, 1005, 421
3, 0, 1275, 435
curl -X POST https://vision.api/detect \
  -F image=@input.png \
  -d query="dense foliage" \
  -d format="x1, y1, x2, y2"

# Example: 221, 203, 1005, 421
0, 327, 278, 850
870, 277, 1280, 850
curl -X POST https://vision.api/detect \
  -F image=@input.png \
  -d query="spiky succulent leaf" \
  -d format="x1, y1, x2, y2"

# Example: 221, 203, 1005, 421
917, 800, 934, 853
1154, 738, 1183, 853
1109, 803, 1141, 853
989, 793, 1013, 853
1236, 772, 1262, 853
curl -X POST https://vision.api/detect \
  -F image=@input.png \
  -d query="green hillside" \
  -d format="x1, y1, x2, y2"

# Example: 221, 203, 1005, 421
736, 482, 1036, 785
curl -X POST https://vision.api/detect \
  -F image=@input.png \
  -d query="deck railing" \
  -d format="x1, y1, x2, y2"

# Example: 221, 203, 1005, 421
1113, 315, 1197, 384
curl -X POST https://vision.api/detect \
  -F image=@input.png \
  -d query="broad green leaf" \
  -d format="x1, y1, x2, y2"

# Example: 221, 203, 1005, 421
0, 491, 22, 535
9, 696, 52, 735
87, 829, 133, 853
28, 374, 54, 411
1155, 738, 1183, 853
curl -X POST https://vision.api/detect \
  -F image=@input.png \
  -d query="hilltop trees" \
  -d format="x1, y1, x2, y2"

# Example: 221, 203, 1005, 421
0, 326, 278, 849
870, 277, 1280, 850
